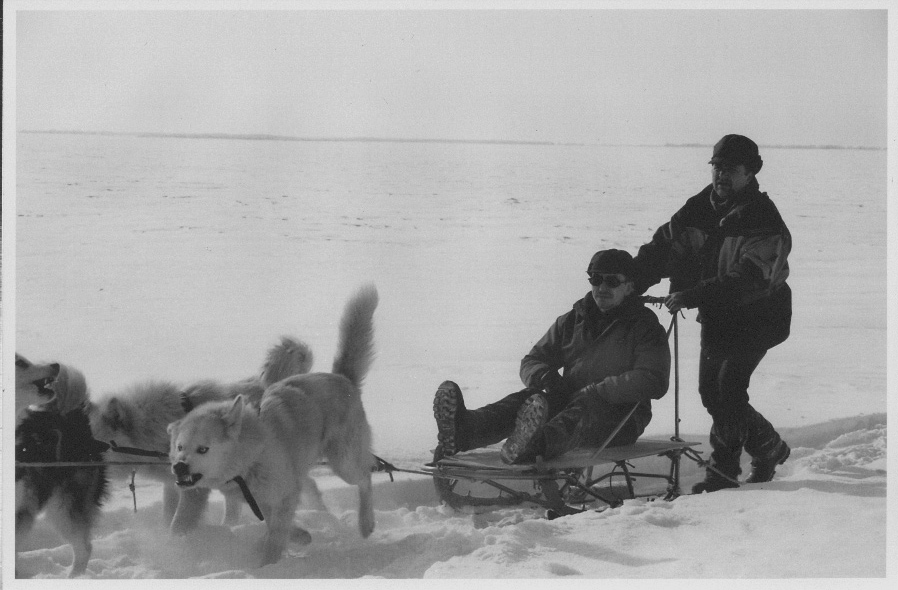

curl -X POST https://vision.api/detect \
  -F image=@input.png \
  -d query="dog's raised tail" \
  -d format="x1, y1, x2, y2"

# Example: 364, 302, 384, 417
332, 284, 378, 388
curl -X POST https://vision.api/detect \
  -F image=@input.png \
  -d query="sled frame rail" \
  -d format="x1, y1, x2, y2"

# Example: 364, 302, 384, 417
428, 438, 700, 517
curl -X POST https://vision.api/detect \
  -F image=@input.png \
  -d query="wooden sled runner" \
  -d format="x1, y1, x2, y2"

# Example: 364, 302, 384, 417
424, 299, 709, 518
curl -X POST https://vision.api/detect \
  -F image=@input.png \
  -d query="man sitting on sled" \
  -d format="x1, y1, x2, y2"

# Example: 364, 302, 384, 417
433, 249, 671, 465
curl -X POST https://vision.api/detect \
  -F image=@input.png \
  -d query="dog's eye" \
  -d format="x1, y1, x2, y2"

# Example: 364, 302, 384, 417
177, 444, 183, 452
196, 446, 209, 455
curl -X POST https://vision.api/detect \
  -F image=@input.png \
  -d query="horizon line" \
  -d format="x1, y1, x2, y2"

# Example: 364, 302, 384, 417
17, 129, 885, 151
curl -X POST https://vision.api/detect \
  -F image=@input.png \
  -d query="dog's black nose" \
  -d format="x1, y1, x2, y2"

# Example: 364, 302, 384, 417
173, 461, 191, 478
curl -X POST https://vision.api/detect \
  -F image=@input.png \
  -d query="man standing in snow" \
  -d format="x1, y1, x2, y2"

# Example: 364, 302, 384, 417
633, 134, 792, 493
433, 249, 670, 465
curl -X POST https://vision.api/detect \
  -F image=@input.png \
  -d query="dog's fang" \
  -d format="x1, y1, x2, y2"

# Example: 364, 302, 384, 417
174, 473, 202, 487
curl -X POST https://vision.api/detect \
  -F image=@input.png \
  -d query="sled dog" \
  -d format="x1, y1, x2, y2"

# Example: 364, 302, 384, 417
89, 337, 313, 532
15, 353, 87, 419
169, 285, 379, 565
15, 362, 108, 577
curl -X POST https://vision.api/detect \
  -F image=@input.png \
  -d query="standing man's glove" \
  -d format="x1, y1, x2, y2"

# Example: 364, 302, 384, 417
539, 370, 566, 398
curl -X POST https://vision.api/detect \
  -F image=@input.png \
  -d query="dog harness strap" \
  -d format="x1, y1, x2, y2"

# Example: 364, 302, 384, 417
231, 476, 265, 521
108, 440, 168, 459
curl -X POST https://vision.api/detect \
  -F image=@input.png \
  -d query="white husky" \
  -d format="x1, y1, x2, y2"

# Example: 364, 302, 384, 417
89, 337, 313, 532
168, 285, 378, 565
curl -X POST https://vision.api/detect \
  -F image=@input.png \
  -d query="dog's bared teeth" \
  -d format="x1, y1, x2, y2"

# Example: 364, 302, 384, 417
33, 378, 56, 397
175, 473, 203, 487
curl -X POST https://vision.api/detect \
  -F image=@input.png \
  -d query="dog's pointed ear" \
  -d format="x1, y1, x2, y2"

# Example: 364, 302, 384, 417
225, 395, 245, 436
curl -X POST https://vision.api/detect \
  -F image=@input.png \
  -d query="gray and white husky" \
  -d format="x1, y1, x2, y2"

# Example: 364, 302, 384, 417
14, 356, 107, 577
15, 353, 84, 418
89, 336, 314, 532
168, 285, 379, 565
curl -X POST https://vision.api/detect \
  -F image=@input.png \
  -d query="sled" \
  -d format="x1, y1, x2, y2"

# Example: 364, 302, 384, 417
424, 299, 712, 518
426, 436, 700, 517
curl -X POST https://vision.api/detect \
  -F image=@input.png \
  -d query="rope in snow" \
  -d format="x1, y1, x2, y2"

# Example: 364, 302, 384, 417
14, 439, 170, 469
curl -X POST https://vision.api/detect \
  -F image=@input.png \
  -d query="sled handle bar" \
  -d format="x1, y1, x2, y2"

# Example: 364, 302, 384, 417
639, 295, 667, 305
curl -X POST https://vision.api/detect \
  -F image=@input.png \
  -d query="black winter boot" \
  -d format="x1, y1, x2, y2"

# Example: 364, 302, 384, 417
465, 389, 539, 450
746, 439, 791, 484
692, 418, 744, 493
500, 394, 549, 464
434, 382, 535, 455
742, 405, 790, 484
433, 381, 467, 456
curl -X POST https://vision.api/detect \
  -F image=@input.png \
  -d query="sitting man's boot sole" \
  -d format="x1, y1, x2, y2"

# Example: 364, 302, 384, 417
434, 380, 465, 456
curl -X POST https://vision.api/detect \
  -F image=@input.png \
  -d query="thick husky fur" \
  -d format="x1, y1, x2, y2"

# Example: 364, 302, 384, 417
16, 392, 108, 577
15, 353, 89, 419
168, 285, 379, 565
89, 337, 313, 532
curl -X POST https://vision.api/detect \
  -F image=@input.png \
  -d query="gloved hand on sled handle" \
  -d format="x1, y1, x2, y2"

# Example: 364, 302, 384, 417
664, 291, 688, 314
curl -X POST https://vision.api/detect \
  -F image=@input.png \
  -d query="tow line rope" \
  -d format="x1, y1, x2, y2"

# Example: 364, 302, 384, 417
15, 439, 169, 467
16, 440, 169, 514
98, 443, 267, 520
17, 443, 426, 520
371, 455, 436, 479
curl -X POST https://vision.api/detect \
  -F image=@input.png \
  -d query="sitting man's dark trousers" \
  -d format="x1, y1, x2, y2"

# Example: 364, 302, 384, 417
451, 381, 650, 460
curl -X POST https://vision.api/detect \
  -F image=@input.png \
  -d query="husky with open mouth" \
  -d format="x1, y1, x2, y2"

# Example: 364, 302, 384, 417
168, 285, 379, 565
14, 359, 108, 577
89, 336, 314, 533
15, 353, 84, 418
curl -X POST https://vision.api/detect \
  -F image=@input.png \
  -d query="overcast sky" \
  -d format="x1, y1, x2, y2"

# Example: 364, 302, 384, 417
9, 4, 889, 147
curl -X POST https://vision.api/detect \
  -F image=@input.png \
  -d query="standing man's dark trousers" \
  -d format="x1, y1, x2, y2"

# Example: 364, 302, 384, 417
698, 342, 785, 479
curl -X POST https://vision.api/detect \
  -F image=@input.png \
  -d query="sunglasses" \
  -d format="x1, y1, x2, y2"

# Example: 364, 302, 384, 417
587, 273, 627, 288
